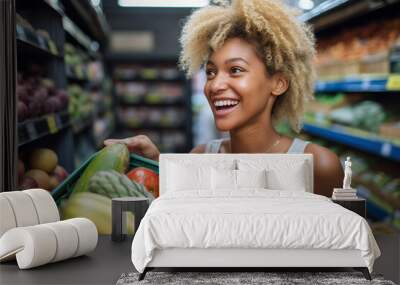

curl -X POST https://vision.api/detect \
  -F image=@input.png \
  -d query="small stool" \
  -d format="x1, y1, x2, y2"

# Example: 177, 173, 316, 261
111, 197, 149, 242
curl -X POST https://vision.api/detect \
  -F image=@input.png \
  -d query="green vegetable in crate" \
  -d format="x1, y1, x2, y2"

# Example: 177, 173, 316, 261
60, 192, 134, 235
88, 170, 155, 202
73, 144, 129, 194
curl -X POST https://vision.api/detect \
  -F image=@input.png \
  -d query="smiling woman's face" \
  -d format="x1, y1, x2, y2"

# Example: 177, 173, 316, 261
204, 37, 277, 132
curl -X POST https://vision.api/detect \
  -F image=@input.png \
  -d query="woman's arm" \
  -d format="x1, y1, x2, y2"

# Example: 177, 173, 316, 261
190, 144, 206, 153
305, 144, 344, 197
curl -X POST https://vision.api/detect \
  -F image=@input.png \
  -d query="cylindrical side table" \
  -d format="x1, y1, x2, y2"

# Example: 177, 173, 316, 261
112, 197, 149, 242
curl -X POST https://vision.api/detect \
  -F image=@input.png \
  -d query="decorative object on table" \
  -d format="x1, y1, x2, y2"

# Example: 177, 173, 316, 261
0, 189, 98, 269
112, 197, 149, 242
332, 156, 358, 200
332, 198, 366, 218
116, 271, 395, 285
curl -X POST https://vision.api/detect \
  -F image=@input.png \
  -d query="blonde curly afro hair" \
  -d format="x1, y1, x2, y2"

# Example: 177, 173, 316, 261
179, 0, 316, 132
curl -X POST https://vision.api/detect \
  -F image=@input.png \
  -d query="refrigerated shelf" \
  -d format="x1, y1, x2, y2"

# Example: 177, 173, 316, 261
302, 122, 400, 162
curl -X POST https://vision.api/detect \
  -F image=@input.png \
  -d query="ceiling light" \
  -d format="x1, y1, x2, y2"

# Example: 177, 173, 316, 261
118, 0, 209, 8
298, 0, 314, 10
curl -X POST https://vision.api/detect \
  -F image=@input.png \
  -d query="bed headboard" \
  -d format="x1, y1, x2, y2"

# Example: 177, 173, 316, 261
159, 153, 314, 195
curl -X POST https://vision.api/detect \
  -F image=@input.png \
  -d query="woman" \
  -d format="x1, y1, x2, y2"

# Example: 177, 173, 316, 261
105, 0, 343, 197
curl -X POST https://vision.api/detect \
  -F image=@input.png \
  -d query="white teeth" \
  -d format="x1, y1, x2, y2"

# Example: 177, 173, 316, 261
213, 100, 239, 107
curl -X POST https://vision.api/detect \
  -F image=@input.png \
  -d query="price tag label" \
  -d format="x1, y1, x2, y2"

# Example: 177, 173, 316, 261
26, 123, 37, 139
386, 75, 400, 90
37, 36, 47, 50
361, 79, 370, 91
16, 25, 26, 41
46, 115, 58, 134
380, 142, 392, 157
55, 114, 62, 128
48, 40, 58, 55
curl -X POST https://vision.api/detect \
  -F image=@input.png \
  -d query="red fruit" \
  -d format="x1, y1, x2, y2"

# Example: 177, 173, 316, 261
17, 101, 29, 121
18, 176, 39, 190
43, 96, 61, 114
17, 85, 29, 104
126, 167, 159, 197
53, 165, 68, 182
33, 87, 48, 101
28, 100, 43, 117
56, 90, 69, 109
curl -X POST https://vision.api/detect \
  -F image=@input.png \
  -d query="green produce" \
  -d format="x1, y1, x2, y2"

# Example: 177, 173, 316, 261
88, 170, 144, 198
73, 144, 129, 194
60, 192, 134, 235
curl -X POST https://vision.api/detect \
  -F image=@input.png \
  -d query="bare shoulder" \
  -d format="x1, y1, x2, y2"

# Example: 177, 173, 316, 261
305, 143, 344, 196
305, 143, 342, 171
190, 144, 207, 153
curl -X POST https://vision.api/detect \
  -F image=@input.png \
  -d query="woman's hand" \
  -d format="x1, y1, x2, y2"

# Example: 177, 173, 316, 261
104, 135, 160, 162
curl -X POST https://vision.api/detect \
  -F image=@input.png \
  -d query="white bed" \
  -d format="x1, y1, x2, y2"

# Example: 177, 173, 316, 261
131, 154, 381, 280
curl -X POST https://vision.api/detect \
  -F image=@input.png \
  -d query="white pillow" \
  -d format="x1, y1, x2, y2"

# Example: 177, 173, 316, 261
266, 162, 307, 191
167, 162, 211, 191
212, 168, 237, 190
237, 159, 309, 191
236, 169, 267, 189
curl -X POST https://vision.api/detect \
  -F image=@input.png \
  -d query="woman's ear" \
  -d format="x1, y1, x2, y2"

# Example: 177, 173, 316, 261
271, 73, 289, 96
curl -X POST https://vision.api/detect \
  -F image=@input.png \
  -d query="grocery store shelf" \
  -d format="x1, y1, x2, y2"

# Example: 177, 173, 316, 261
63, 16, 99, 58
117, 98, 185, 107
301, 0, 400, 32
302, 122, 400, 162
114, 75, 185, 83
315, 75, 400, 93
68, 0, 110, 43
16, 25, 61, 58
18, 112, 70, 147
300, 0, 351, 22
66, 65, 88, 82
71, 115, 94, 134
122, 124, 187, 131
353, 176, 400, 211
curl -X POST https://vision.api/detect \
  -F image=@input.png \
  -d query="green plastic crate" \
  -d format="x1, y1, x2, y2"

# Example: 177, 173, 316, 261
51, 153, 159, 203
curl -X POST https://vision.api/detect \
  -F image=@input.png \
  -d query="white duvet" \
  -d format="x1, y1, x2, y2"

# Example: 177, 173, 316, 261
131, 190, 380, 273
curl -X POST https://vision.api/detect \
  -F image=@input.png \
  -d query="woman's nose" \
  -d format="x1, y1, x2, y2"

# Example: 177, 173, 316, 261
209, 73, 228, 94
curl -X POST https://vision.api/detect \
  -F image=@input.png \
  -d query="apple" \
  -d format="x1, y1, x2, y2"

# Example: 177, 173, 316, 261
18, 176, 39, 190
53, 165, 68, 182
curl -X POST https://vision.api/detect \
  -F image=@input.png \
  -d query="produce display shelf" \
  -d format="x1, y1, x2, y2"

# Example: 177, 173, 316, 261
16, 25, 61, 58
18, 112, 70, 147
299, 0, 351, 22
66, 65, 89, 83
353, 176, 400, 213
302, 122, 400, 162
315, 74, 400, 93
114, 75, 185, 83
71, 115, 94, 134
63, 16, 98, 58
123, 124, 187, 131
117, 99, 186, 107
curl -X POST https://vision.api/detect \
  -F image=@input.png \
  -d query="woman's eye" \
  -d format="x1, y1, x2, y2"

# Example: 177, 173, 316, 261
205, 69, 216, 77
230, 67, 243, 74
